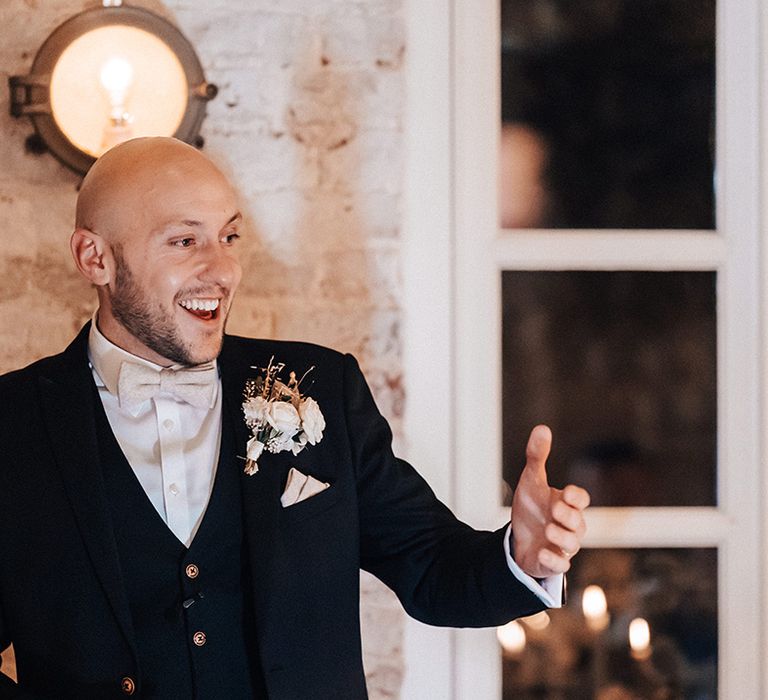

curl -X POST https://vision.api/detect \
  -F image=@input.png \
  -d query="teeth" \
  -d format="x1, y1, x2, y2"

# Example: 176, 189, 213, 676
180, 299, 220, 312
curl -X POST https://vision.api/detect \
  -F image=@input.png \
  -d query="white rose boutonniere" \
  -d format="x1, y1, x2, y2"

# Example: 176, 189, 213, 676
241, 357, 325, 475
243, 396, 269, 424
266, 401, 301, 438
299, 397, 325, 445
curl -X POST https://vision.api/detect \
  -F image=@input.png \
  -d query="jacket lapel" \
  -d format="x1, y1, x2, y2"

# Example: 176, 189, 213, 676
219, 337, 285, 599
37, 324, 138, 660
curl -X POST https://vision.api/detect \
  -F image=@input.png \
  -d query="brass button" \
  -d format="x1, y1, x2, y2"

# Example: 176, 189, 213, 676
193, 631, 207, 647
121, 676, 135, 695
185, 563, 199, 579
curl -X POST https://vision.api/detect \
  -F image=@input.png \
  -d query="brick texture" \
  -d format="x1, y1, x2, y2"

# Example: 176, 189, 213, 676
0, 0, 405, 694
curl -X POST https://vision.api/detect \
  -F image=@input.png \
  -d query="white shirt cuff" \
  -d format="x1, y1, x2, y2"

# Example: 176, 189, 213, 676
503, 524, 564, 608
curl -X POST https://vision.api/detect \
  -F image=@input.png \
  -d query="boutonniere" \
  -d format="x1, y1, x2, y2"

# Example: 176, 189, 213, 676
241, 357, 326, 475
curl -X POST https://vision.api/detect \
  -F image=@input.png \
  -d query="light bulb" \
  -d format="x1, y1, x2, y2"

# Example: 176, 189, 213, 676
100, 56, 134, 108
99, 55, 135, 150
497, 620, 526, 655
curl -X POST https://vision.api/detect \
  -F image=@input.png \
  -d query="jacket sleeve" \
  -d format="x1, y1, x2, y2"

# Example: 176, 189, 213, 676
0, 382, 69, 700
343, 354, 545, 628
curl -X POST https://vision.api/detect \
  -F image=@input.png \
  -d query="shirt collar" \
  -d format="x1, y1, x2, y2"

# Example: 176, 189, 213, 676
87, 313, 219, 403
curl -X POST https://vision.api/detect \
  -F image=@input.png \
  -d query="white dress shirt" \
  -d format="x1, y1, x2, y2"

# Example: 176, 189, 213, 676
88, 319, 561, 604
88, 321, 222, 547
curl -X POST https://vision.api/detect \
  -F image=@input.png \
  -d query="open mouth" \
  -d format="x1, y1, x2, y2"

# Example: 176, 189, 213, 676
179, 298, 220, 322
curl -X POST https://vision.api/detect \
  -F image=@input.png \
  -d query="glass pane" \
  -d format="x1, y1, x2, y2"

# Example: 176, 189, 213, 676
500, 548, 718, 699
501, 271, 716, 507
499, 0, 716, 229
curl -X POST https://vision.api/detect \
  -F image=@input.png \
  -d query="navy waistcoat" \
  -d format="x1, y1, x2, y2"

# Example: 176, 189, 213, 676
95, 396, 265, 699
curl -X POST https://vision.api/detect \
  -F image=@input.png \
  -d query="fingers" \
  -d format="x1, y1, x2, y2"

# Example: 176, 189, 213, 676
545, 522, 581, 558
542, 484, 590, 571
538, 519, 582, 575
524, 424, 552, 480
563, 484, 591, 510
551, 497, 587, 535
537, 547, 573, 574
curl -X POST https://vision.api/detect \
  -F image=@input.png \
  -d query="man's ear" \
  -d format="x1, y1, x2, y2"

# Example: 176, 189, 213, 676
70, 228, 112, 285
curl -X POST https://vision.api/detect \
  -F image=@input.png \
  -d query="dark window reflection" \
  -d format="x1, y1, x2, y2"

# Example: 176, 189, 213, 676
501, 271, 716, 507
501, 548, 717, 699
500, 0, 716, 229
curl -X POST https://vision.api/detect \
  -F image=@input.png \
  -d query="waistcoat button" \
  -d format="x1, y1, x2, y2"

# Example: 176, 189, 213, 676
185, 563, 199, 579
121, 676, 136, 695
193, 631, 207, 647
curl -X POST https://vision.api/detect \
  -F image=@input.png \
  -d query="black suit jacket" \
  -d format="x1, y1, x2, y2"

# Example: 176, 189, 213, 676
0, 324, 544, 698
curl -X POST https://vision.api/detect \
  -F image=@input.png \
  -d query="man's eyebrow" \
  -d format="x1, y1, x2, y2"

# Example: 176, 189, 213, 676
181, 213, 242, 227
156, 212, 242, 233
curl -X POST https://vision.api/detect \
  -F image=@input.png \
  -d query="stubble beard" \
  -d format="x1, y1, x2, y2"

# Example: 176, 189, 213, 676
109, 247, 225, 366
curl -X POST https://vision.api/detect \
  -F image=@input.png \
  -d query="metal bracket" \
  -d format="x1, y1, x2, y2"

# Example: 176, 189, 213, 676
8, 74, 52, 117
192, 81, 219, 101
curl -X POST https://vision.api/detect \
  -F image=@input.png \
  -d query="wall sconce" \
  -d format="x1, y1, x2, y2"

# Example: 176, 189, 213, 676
9, 0, 217, 175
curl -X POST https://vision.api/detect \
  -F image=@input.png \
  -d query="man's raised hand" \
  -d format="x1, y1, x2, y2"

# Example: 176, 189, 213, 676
511, 425, 590, 578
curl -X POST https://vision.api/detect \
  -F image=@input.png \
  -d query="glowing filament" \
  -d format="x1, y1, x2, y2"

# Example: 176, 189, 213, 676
100, 57, 134, 120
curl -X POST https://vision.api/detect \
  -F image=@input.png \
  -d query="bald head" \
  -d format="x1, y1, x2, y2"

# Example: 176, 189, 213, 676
70, 136, 243, 366
76, 137, 233, 240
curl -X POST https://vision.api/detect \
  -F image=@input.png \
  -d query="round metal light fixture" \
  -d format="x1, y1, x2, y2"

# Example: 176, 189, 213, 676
9, 2, 217, 174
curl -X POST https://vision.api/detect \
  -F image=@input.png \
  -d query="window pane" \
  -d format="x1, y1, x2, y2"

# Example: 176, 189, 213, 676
499, 0, 716, 229
501, 271, 716, 507
500, 548, 718, 699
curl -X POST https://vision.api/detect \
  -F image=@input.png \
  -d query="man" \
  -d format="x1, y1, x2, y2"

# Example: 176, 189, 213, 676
0, 138, 589, 698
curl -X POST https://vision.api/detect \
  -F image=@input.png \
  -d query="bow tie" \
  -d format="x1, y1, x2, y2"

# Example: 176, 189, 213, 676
117, 361, 218, 413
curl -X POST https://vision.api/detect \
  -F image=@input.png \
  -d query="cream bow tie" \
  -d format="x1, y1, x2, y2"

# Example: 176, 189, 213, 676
117, 361, 218, 412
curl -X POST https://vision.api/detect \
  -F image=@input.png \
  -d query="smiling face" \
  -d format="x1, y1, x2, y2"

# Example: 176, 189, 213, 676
74, 138, 243, 366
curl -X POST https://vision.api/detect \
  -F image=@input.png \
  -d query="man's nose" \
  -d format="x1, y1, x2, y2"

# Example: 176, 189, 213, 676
198, 244, 241, 288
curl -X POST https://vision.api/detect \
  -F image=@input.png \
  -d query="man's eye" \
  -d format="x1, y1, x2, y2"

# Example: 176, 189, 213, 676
173, 237, 195, 248
223, 232, 241, 245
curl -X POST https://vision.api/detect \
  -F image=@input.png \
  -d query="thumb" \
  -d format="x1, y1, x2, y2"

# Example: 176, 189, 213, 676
524, 424, 552, 481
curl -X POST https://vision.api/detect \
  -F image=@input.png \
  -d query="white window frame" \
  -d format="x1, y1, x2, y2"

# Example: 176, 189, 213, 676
402, 1, 764, 698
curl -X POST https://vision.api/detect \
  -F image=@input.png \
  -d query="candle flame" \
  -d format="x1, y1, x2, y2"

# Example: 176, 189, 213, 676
582, 584, 609, 631
497, 620, 526, 654
629, 617, 652, 660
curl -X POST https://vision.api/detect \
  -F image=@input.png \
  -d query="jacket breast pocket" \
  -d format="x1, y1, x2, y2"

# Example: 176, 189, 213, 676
280, 484, 343, 524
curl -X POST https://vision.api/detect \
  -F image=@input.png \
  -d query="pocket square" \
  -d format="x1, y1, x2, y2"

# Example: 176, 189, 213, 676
281, 467, 330, 508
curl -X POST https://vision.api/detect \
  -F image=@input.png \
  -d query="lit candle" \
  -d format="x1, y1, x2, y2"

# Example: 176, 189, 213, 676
497, 620, 526, 655
582, 584, 610, 631
629, 617, 652, 660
